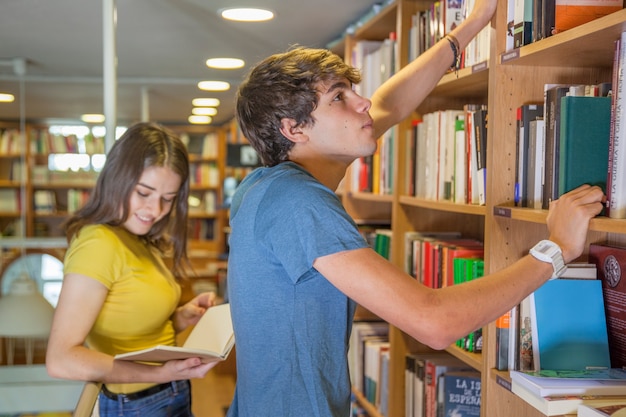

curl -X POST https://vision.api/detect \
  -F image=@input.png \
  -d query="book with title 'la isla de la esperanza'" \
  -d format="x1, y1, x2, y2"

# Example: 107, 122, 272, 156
115, 303, 234, 364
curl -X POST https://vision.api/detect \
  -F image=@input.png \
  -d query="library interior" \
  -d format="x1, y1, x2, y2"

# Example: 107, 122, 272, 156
3, 0, 626, 416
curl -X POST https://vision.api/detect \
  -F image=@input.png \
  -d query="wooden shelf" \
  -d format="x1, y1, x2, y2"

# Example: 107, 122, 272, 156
493, 205, 626, 234
399, 195, 487, 216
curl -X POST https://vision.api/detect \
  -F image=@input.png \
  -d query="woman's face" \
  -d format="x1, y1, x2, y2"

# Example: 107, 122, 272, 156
123, 165, 182, 236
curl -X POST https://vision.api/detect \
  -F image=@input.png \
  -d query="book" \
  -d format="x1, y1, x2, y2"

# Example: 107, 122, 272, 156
518, 294, 535, 371
541, 0, 556, 39
553, 0, 623, 35
589, 243, 626, 369
512, 379, 626, 416
508, 304, 520, 371
542, 84, 570, 209
114, 303, 234, 363
510, 369, 626, 398
561, 262, 598, 279
607, 32, 626, 219
515, 103, 543, 207
514, 0, 533, 47
527, 117, 545, 209
364, 339, 390, 404
495, 309, 511, 371
579, 401, 626, 416
472, 108, 488, 205
533, 0, 544, 42
558, 95, 611, 196
436, 370, 481, 416
454, 117, 467, 204
348, 321, 389, 395
529, 278, 611, 371
405, 353, 418, 417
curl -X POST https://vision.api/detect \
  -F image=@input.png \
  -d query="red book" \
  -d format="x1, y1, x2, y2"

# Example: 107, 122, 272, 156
588, 243, 626, 369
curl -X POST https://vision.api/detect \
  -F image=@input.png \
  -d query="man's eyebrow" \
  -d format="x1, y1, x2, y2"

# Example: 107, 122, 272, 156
325, 80, 350, 93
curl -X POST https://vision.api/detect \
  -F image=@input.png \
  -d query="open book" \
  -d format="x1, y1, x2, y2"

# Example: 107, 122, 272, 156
115, 303, 234, 363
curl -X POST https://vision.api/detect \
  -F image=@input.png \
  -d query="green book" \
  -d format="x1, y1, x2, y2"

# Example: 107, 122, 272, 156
558, 96, 611, 196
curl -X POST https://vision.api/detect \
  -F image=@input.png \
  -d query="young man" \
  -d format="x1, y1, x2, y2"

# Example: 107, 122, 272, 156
225, 0, 606, 415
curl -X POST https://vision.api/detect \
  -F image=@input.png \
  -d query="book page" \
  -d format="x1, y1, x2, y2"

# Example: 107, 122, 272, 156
115, 303, 234, 363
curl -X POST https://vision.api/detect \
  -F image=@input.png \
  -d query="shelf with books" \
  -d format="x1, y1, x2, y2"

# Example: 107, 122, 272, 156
483, 2, 626, 416
171, 125, 227, 255
0, 122, 229, 255
336, 0, 495, 415
338, 1, 626, 417
501, 9, 626, 68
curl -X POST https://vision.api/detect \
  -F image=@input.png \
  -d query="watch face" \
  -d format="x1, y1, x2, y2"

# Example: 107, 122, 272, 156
603, 255, 621, 288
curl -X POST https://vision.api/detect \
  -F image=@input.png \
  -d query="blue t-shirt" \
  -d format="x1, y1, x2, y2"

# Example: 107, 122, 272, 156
226, 162, 369, 417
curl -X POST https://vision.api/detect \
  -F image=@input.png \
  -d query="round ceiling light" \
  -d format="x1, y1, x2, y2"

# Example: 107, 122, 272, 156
220, 8, 274, 22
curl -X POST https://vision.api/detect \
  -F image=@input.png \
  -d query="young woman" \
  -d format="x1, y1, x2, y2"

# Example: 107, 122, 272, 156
46, 122, 217, 417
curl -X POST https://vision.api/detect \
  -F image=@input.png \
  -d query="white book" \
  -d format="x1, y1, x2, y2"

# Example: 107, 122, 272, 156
579, 401, 626, 417
512, 379, 626, 416
510, 369, 626, 398
608, 32, 626, 219
115, 303, 234, 364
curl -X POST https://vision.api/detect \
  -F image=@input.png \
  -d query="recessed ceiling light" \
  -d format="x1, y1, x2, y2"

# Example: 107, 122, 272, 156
198, 81, 230, 91
0, 93, 15, 103
192, 107, 218, 116
189, 115, 212, 124
81, 113, 105, 123
221, 8, 274, 22
206, 58, 245, 69
192, 98, 221, 107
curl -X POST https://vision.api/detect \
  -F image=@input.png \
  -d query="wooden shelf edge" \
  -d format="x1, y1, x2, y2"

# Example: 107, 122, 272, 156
445, 344, 483, 371
347, 191, 394, 204
433, 62, 490, 97
493, 205, 626, 233
399, 195, 487, 216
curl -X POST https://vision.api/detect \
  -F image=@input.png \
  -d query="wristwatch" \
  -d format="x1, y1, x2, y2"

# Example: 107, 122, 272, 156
529, 240, 567, 279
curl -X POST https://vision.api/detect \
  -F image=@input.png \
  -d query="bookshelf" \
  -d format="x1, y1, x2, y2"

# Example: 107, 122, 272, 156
0, 122, 229, 263
335, 1, 626, 417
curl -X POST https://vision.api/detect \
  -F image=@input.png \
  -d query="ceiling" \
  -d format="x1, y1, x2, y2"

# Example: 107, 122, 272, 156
0, 0, 384, 128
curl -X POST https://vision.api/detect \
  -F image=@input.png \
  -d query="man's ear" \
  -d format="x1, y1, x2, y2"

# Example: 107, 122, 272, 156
279, 118, 308, 143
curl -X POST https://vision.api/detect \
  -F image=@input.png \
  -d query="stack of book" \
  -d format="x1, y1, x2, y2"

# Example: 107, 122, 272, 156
504, 243, 626, 415
510, 369, 626, 416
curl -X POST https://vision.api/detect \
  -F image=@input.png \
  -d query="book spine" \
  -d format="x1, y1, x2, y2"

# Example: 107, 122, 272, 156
608, 32, 626, 219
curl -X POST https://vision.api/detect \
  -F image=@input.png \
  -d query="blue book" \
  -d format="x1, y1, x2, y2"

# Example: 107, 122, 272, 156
530, 278, 611, 371
438, 371, 481, 417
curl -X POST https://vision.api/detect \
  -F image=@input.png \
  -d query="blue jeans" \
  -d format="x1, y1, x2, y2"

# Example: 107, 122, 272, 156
98, 380, 193, 417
